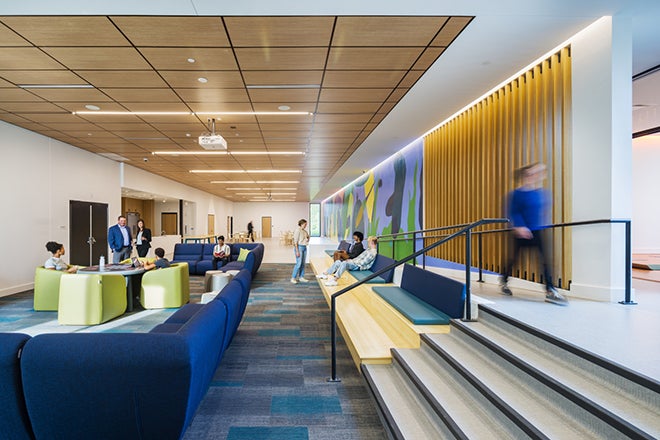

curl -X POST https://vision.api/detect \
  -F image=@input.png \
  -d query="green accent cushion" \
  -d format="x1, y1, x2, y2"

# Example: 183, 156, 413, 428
351, 270, 387, 283
372, 286, 451, 325
237, 248, 250, 262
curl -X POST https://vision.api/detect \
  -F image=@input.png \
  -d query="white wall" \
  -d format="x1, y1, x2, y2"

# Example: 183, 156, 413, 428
233, 202, 310, 239
0, 121, 121, 296
0, 122, 236, 296
632, 135, 660, 253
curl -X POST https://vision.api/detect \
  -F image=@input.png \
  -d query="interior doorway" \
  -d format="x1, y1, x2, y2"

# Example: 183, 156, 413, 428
227, 215, 233, 238
69, 200, 108, 266
161, 212, 178, 235
208, 214, 215, 237
261, 216, 272, 238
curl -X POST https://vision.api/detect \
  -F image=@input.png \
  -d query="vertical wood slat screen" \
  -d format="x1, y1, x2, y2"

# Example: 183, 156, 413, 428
423, 47, 572, 288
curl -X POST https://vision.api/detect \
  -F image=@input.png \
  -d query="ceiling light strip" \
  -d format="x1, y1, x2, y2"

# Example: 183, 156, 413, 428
210, 180, 300, 184
190, 169, 302, 174
152, 151, 305, 156
19, 84, 93, 89
71, 111, 311, 116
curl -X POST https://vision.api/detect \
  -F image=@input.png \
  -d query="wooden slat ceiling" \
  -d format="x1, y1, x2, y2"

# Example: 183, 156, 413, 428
0, 15, 472, 202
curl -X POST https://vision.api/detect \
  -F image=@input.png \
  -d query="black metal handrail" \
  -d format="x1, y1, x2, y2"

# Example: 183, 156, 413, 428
379, 218, 634, 304
328, 218, 507, 382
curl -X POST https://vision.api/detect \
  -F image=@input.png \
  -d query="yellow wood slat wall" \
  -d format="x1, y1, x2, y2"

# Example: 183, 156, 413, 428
423, 47, 572, 288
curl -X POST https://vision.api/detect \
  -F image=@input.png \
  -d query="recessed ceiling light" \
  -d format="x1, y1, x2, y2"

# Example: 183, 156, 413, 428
85, 104, 101, 111
198, 77, 208, 83
187, 58, 196, 63
186, 133, 191, 137
278, 105, 291, 111
246, 84, 320, 89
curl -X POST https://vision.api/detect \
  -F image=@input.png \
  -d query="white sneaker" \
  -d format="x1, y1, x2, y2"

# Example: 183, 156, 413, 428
316, 273, 327, 279
324, 278, 338, 286
290, 278, 298, 284
298, 277, 309, 283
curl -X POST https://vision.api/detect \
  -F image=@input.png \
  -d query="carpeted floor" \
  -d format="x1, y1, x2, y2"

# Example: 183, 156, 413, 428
1, 264, 387, 439
183, 264, 387, 439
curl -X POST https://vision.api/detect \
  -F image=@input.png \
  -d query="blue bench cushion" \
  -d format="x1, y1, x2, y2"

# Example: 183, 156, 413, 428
350, 270, 388, 283
165, 303, 204, 324
368, 254, 395, 283
372, 286, 451, 325
0, 332, 33, 440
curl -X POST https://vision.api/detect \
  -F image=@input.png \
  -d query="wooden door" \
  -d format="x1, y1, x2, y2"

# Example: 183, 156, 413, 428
161, 212, 178, 235
208, 214, 215, 236
261, 216, 272, 238
69, 200, 108, 266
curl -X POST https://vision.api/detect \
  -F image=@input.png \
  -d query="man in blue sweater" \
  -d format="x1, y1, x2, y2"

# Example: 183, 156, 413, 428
501, 163, 567, 305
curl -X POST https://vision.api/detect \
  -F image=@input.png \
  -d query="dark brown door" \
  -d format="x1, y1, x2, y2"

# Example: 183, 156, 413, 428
70, 200, 108, 266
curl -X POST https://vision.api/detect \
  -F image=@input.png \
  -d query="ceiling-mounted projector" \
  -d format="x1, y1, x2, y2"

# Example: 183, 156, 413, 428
199, 117, 227, 150
198, 134, 227, 150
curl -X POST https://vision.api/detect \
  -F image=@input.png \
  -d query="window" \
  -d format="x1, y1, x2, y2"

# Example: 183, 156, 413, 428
309, 203, 320, 237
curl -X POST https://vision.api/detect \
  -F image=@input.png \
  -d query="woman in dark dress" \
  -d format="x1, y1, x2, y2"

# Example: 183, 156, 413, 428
135, 219, 152, 257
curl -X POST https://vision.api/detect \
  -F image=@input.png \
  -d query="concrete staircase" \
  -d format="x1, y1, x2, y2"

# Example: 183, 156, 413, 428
362, 305, 660, 440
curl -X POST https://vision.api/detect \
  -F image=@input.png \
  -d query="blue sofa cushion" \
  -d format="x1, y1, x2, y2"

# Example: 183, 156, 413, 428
217, 282, 245, 351
350, 270, 388, 283
165, 303, 204, 324
172, 243, 204, 274
372, 286, 451, 325
0, 332, 33, 440
369, 254, 395, 283
150, 323, 183, 333
400, 264, 466, 319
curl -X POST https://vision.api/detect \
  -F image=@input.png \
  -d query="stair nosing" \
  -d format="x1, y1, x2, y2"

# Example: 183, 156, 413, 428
446, 318, 657, 440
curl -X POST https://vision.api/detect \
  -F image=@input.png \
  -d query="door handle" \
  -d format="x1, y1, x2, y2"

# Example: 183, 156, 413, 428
87, 236, 97, 244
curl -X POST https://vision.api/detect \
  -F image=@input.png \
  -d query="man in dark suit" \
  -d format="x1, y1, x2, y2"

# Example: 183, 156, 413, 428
108, 215, 132, 264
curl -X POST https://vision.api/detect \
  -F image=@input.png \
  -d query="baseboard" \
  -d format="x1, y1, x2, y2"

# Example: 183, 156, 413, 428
569, 282, 633, 303
0, 282, 33, 298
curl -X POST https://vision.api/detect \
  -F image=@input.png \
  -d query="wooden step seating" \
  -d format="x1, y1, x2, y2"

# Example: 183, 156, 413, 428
310, 255, 450, 369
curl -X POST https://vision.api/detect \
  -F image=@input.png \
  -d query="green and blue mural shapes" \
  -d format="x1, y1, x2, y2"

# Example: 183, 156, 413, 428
322, 139, 423, 259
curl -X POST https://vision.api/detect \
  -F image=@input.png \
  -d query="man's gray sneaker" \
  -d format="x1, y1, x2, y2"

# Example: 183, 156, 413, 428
545, 288, 568, 306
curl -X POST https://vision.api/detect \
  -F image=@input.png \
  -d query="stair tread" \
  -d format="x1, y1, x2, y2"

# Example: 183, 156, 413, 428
461, 318, 660, 436
396, 347, 534, 439
425, 333, 607, 439
364, 363, 454, 439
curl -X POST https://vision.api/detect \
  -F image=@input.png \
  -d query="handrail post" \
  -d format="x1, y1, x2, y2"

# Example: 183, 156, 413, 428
328, 296, 341, 382
413, 231, 417, 266
463, 229, 473, 321
477, 232, 484, 283
619, 220, 636, 305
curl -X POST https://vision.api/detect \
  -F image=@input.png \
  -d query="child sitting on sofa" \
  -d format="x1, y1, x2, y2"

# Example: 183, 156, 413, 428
317, 236, 378, 286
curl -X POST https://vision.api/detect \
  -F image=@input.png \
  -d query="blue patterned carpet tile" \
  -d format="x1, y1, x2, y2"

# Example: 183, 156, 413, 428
228, 426, 308, 440
271, 395, 342, 415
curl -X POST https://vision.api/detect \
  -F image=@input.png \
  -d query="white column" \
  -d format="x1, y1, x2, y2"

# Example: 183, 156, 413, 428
570, 16, 633, 302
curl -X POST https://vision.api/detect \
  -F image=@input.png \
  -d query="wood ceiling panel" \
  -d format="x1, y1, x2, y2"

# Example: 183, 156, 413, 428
160, 71, 244, 88
139, 48, 237, 70
0, 101, 66, 113
387, 88, 410, 102
120, 102, 191, 112
316, 102, 382, 113
0, 70, 86, 85
76, 71, 167, 88
112, 17, 230, 47
21, 113, 88, 123
26, 88, 113, 102
412, 47, 445, 70
247, 88, 319, 103
261, 131, 310, 139
43, 47, 151, 70
327, 47, 423, 70
399, 70, 425, 88
149, 123, 208, 132
257, 123, 312, 131
41, 122, 109, 131
55, 102, 130, 113
0, 22, 30, 46
333, 17, 448, 46
0, 48, 64, 69
0, 78, 14, 87
0, 88, 47, 101
431, 17, 472, 46
234, 48, 327, 70
253, 114, 314, 124
174, 88, 249, 103
224, 17, 334, 47
323, 71, 406, 88
1, 16, 130, 46
66, 131, 121, 139
90, 122, 155, 131
101, 88, 182, 102
314, 114, 373, 123
319, 88, 391, 103
242, 71, 322, 86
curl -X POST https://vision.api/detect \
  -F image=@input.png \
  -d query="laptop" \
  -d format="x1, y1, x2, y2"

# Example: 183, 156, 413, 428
131, 257, 143, 268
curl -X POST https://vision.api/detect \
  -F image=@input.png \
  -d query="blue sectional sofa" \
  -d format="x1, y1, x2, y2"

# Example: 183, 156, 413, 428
173, 242, 264, 276
2, 268, 254, 440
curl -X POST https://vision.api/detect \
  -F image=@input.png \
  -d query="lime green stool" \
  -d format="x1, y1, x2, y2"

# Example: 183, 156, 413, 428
34, 267, 64, 311
58, 273, 127, 325
140, 263, 189, 309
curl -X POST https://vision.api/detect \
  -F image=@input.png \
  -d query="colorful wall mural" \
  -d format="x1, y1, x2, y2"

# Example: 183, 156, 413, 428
322, 139, 423, 257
